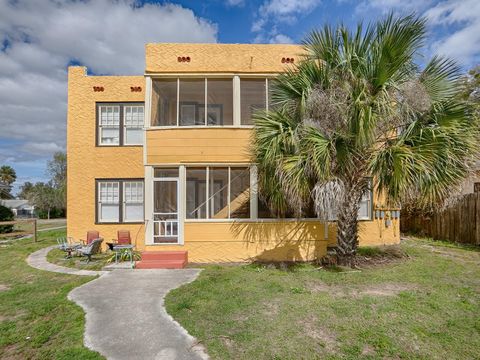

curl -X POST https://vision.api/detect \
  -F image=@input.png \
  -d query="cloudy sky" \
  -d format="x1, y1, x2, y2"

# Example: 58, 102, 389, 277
1, 0, 479, 193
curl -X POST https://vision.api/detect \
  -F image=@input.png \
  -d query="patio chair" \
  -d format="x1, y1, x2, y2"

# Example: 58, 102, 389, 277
80, 230, 100, 245
107, 230, 132, 251
57, 237, 82, 258
78, 238, 104, 263
116, 230, 131, 245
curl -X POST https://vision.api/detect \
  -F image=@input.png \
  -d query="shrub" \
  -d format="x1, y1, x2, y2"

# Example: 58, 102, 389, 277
0, 205, 14, 233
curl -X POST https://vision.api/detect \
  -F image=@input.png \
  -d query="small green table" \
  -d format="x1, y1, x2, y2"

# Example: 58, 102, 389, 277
112, 244, 134, 264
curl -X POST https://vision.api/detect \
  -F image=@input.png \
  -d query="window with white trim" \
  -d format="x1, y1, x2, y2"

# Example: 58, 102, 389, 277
98, 106, 120, 145
97, 180, 144, 223
358, 188, 373, 220
97, 103, 144, 146
98, 181, 120, 222
185, 167, 250, 219
124, 181, 144, 222
124, 106, 144, 145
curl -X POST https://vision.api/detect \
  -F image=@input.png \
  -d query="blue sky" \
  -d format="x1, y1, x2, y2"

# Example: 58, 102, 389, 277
0, 0, 479, 195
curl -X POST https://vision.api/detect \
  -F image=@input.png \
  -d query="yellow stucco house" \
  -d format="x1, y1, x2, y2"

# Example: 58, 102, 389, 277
67, 43, 400, 268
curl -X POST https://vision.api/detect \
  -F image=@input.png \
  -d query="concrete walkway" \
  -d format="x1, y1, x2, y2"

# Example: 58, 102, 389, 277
26, 245, 107, 276
69, 269, 207, 360
26, 245, 207, 359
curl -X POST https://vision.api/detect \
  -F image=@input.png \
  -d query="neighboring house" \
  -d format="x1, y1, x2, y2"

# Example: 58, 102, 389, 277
0, 199, 35, 217
67, 43, 400, 267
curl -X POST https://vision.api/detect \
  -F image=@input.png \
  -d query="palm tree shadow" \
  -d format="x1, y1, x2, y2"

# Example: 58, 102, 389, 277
230, 220, 327, 263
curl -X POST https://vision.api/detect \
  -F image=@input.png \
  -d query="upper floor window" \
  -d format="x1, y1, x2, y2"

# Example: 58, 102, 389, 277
97, 103, 144, 146
151, 78, 234, 127
240, 79, 267, 125
152, 77, 275, 127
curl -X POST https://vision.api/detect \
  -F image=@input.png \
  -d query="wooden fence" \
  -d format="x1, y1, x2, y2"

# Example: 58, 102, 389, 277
0, 219, 37, 241
401, 192, 480, 245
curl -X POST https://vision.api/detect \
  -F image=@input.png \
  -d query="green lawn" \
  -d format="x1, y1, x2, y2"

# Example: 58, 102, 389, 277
166, 238, 480, 360
0, 229, 103, 359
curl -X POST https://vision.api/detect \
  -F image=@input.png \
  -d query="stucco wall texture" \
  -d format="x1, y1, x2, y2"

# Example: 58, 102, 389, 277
67, 67, 145, 246
145, 43, 304, 74
67, 44, 400, 262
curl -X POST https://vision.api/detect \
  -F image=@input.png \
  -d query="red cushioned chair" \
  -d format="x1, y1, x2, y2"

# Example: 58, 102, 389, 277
82, 230, 100, 245
116, 230, 131, 245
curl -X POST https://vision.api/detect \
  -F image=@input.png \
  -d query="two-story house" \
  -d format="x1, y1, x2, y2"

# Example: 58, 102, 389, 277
67, 43, 400, 268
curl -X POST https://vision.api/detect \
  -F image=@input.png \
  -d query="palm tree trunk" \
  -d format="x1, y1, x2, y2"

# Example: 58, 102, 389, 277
336, 183, 362, 266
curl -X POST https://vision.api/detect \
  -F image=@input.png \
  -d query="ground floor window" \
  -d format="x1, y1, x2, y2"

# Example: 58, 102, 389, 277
186, 167, 250, 219
96, 179, 144, 223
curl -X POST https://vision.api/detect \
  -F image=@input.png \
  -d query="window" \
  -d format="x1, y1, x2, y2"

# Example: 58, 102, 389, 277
98, 105, 120, 145
151, 78, 234, 126
124, 181, 144, 222
240, 79, 267, 125
186, 167, 250, 219
98, 181, 119, 222
124, 106, 144, 145
358, 191, 372, 220
97, 180, 144, 223
97, 103, 144, 146
151, 80, 177, 126
258, 185, 373, 221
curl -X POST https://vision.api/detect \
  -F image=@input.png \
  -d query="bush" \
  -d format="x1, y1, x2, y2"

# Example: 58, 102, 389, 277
0, 205, 14, 233
36, 207, 66, 219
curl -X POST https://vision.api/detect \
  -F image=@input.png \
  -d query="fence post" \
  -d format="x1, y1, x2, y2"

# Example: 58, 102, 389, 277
33, 219, 37, 242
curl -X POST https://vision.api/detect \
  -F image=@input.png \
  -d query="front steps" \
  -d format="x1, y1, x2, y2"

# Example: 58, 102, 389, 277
136, 251, 188, 269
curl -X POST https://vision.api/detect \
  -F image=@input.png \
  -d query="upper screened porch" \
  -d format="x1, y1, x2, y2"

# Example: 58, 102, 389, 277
144, 43, 303, 164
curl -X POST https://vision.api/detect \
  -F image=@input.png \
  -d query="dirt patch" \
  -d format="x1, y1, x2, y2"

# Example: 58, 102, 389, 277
361, 344, 376, 356
300, 317, 338, 353
261, 300, 280, 317
307, 280, 416, 298
357, 283, 416, 297
0, 284, 10, 292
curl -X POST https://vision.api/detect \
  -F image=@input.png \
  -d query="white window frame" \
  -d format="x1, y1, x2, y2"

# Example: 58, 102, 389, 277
123, 105, 144, 145
123, 181, 144, 222
185, 166, 251, 221
96, 179, 144, 224
150, 76, 275, 128
98, 105, 120, 146
97, 103, 144, 146
97, 181, 120, 223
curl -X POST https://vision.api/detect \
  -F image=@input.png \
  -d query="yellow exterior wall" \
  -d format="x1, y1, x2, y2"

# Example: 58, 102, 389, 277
146, 43, 304, 74
147, 221, 331, 263
67, 44, 401, 263
146, 128, 251, 164
67, 67, 146, 247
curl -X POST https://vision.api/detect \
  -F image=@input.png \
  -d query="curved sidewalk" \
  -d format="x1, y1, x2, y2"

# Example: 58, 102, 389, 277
27, 245, 107, 276
26, 245, 208, 359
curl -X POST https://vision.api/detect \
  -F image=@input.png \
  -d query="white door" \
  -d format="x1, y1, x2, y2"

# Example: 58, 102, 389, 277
153, 178, 179, 244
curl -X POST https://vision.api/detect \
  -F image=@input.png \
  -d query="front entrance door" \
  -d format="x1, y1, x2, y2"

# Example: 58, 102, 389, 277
153, 178, 179, 244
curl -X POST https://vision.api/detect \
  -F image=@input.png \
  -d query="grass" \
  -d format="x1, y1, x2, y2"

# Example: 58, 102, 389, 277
0, 229, 103, 359
0, 218, 66, 240
166, 238, 480, 360
47, 248, 111, 271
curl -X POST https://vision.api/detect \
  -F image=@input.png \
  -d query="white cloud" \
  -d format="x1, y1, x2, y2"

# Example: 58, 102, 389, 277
252, 0, 321, 43
0, 0, 217, 185
355, 0, 432, 14
425, 0, 480, 65
354, 0, 480, 67
269, 34, 294, 44
226, 0, 245, 6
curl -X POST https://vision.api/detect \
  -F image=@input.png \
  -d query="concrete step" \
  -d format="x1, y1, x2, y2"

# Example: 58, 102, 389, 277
141, 251, 188, 262
136, 259, 187, 269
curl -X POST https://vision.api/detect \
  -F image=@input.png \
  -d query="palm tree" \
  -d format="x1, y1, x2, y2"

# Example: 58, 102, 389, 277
0, 165, 16, 185
252, 14, 479, 265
